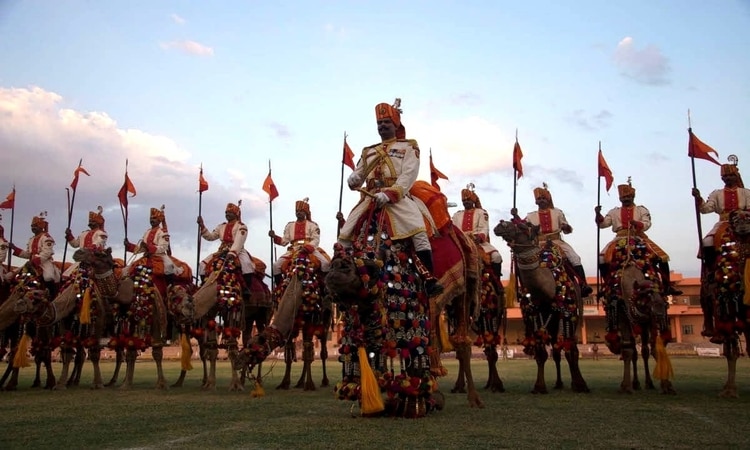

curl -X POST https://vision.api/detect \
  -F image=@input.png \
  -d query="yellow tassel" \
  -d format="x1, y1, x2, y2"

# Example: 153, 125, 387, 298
743, 259, 750, 305
652, 335, 674, 381
13, 334, 31, 369
79, 287, 92, 324
251, 381, 265, 398
439, 312, 454, 352
180, 333, 193, 371
357, 346, 384, 415
505, 274, 517, 308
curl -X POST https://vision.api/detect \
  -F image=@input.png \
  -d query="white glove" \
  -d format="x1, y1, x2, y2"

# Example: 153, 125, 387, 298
348, 173, 363, 189
374, 192, 389, 207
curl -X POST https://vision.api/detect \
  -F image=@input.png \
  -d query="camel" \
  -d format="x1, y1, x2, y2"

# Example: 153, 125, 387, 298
599, 234, 675, 395
29, 248, 120, 390
271, 247, 332, 392
700, 209, 750, 398
494, 219, 589, 394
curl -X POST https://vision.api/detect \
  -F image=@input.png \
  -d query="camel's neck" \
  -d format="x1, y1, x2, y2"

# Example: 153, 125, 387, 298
514, 245, 541, 271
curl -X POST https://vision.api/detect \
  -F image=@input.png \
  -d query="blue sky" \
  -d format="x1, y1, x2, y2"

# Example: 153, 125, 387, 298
1, 1, 749, 278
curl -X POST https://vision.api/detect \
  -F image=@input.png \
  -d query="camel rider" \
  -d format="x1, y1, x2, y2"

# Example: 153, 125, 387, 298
451, 185, 503, 279
513, 184, 592, 297
198, 201, 255, 289
692, 162, 750, 269
0, 215, 10, 283
337, 99, 443, 297
125, 206, 189, 294
595, 180, 682, 296
63, 206, 108, 278
9, 212, 61, 297
269, 197, 331, 286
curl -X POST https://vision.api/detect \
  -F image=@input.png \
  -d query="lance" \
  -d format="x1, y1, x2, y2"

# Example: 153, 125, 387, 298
596, 141, 603, 304
337, 131, 347, 238
62, 158, 84, 269
196, 164, 205, 284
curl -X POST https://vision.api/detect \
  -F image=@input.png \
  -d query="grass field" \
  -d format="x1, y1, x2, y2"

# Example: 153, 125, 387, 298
2, 356, 750, 449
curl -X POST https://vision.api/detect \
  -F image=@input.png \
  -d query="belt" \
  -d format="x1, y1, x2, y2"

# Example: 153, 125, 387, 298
539, 231, 561, 241
366, 177, 397, 191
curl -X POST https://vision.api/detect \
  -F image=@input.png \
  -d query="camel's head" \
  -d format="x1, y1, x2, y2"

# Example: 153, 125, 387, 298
729, 210, 750, 236
632, 279, 668, 320
168, 284, 196, 324
325, 244, 382, 307
493, 219, 539, 247
73, 247, 116, 274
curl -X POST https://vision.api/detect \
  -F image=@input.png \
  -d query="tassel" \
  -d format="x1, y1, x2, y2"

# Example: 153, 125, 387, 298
505, 274, 517, 308
439, 312, 454, 352
652, 335, 674, 381
357, 346, 384, 415
13, 334, 31, 369
180, 333, 193, 371
251, 381, 265, 398
743, 259, 750, 305
80, 287, 92, 324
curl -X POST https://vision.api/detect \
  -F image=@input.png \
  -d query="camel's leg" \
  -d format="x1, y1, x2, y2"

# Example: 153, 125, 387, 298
0, 359, 14, 390
631, 349, 641, 390
456, 343, 483, 408
552, 346, 564, 390
39, 347, 55, 390
172, 370, 188, 387
565, 344, 590, 393
302, 340, 316, 391
720, 338, 740, 398
5, 368, 20, 391
483, 346, 505, 392
532, 345, 549, 394
153, 346, 168, 390
119, 349, 137, 390
68, 347, 85, 387
31, 354, 42, 388
89, 346, 104, 389
55, 347, 74, 390
227, 339, 243, 392
641, 340, 655, 390
105, 348, 124, 387
203, 347, 218, 390
277, 341, 294, 390
319, 335, 329, 388
619, 346, 635, 394
452, 358, 467, 393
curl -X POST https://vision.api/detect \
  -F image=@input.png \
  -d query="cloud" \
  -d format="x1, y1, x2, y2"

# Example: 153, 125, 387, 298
0, 86, 266, 270
567, 109, 613, 131
267, 122, 292, 140
613, 37, 670, 86
170, 13, 186, 25
449, 92, 483, 107
159, 40, 214, 57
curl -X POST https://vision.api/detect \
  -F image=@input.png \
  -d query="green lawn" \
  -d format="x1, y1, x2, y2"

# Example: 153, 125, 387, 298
1, 357, 750, 449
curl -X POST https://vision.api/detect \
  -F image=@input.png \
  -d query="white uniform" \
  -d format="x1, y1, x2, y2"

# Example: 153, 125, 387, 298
451, 208, 502, 264
0, 236, 9, 281
126, 226, 181, 276
200, 220, 254, 275
273, 219, 331, 273
64, 228, 109, 277
15, 232, 60, 282
339, 138, 429, 250
698, 186, 750, 246
525, 208, 581, 265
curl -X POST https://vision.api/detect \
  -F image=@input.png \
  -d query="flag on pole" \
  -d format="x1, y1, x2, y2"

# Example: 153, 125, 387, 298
0, 188, 14, 209
343, 137, 355, 170
597, 149, 614, 192
70, 164, 90, 190
429, 150, 449, 190
199, 166, 209, 192
262, 171, 279, 201
118, 172, 137, 213
688, 128, 720, 166
513, 141, 524, 178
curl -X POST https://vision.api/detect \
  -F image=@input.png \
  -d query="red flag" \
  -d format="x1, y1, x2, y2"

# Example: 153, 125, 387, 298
70, 165, 90, 190
512, 141, 523, 178
688, 128, 720, 166
199, 168, 209, 193
429, 152, 449, 190
597, 149, 614, 192
118, 173, 137, 209
343, 137, 355, 171
0, 188, 14, 209
262, 171, 279, 202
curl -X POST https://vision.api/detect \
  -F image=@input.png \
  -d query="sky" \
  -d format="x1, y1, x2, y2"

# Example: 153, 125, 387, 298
1, 1, 749, 279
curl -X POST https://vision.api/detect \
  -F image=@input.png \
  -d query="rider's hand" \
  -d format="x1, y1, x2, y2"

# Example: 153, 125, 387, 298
561, 223, 572, 234
268, 230, 276, 238
594, 205, 601, 214
629, 220, 644, 231
691, 187, 701, 198
336, 211, 344, 221
510, 207, 519, 218
347, 173, 363, 189
197, 216, 204, 229
374, 192, 389, 207
123, 238, 130, 247
65, 228, 74, 241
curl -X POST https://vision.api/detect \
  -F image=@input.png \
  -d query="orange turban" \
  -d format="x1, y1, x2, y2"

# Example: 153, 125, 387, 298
461, 189, 482, 209
88, 206, 105, 227
721, 164, 739, 176
295, 198, 311, 220
225, 202, 241, 218
617, 183, 636, 198
150, 207, 165, 223
375, 99, 406, 139
31, 214, 48, 232
533, 187, 552, 202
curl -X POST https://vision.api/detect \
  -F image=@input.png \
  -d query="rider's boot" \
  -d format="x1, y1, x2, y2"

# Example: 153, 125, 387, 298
242, 274, 254, 302
658, 262, 682, 296
701, 246, 717, 271
273, 274, 283, 287
45, 281, 58, 299
573, 265, 593, 297
491, 262, 503, 279
415, 250, 444, 297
